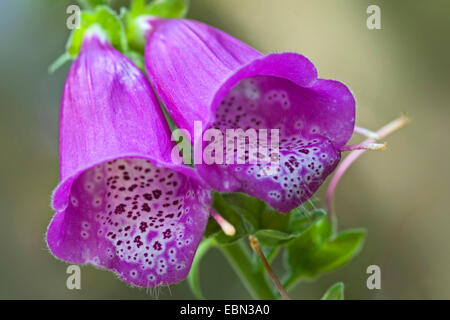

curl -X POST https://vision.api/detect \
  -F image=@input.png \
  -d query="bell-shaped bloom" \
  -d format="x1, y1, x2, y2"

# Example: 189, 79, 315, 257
47, 32, 210, 287
144, 19, 355, 213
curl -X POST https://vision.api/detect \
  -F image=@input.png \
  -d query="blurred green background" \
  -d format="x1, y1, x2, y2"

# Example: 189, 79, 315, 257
0, 0, 449, 299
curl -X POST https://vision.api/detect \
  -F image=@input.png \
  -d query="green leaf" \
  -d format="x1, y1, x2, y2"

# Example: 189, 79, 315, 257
283, 217, 366, 288
67, 6, 127, 58
205, 192, 325, 246
321, 282, 344, 300
187, 237, 215, 300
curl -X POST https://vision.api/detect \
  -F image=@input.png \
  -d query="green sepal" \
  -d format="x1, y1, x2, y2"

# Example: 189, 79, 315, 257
50, 5, 126, 73
146, 0, 190, 18
66, 6, 127, 58
124, 50, 145, 71
125, 0, 190, 52
128, 0, 190, 18
48, 52, 72, 74
77, 0, 112, 9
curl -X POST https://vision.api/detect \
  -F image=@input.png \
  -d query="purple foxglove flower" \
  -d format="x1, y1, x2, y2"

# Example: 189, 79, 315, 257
144, 19, 355, 213
47, 32, 210, 287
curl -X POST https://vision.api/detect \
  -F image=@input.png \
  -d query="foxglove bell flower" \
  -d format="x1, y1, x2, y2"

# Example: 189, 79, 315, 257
47, 31, 210, 287
144, 19, 355, 213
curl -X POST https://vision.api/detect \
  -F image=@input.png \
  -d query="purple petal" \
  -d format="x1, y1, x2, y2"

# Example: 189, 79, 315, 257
47, 34, 210, 287
145, 19, 355, 212
48, 158, 210, 287
145, 18, 261, 142
197, 76, 342, 212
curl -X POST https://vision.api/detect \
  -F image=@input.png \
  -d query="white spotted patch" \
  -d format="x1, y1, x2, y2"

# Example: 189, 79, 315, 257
70, 196, 79, 207
80, 230, 89, 239
62, 157, 210, 286
203, 75, 341, 208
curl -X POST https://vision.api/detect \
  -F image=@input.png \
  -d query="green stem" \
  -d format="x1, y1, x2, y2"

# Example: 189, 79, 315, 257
187, 237, 216, 300
221, 240, 277, 300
